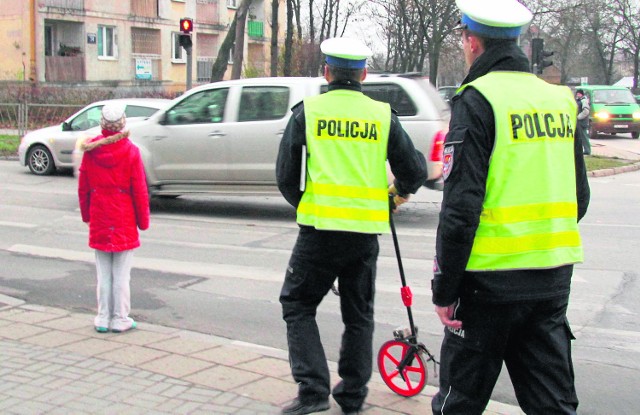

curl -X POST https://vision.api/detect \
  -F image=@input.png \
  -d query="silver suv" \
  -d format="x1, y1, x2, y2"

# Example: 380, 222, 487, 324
99, 75, 450, 197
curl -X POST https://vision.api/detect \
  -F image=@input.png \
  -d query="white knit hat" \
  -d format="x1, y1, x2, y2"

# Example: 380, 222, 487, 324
100, 102, 127, 132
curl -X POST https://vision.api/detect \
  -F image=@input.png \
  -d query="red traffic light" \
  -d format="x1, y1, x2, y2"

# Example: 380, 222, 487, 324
180, 18, 193, 33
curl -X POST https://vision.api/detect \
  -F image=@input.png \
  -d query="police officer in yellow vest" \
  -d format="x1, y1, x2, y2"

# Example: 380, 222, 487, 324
276, 37, 426, 415
431, 0, 590, 414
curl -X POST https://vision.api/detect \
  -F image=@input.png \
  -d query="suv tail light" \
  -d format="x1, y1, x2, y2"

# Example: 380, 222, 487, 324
430, 130, 446, 162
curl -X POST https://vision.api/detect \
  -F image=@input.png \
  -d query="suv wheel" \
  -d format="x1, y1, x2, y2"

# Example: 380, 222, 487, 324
27, 145, 55, 176
632, 132, 639, 139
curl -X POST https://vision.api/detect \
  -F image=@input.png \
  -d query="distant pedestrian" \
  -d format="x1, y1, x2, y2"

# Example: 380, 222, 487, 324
78, 102, 149, 333
576, 89, 591, 155
276, 37, 426, 415
431, 0, 590, 413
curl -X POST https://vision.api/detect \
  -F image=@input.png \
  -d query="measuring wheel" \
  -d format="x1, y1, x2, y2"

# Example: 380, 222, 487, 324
377, 339, 427, 397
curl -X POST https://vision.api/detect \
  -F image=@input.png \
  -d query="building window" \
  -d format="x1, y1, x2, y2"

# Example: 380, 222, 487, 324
172, 32, 186, 63
98, 25, 117, 58
131, 28, 161, 55
227, 0, 238, 8
131, 0, 159, 18
196, 33, 217, 83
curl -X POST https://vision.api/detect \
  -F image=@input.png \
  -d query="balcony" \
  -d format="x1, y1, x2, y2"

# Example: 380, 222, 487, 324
42, 0, 84, 12
247, 20, 264, 39
45, 56, 85, 82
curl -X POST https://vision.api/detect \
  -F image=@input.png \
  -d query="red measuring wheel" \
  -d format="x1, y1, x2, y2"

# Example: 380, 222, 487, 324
377, 339, 427, 397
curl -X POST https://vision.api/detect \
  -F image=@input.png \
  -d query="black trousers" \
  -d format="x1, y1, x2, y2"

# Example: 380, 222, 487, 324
432, 295, 579, 415
279, 226, 378, 411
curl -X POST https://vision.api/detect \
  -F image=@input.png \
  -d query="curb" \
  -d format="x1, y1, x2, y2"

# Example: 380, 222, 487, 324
587, 161, 640, 177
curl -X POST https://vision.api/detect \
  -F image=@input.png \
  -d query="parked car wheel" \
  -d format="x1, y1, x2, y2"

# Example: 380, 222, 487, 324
631, 132, 639, 139
27, 145, 55, 176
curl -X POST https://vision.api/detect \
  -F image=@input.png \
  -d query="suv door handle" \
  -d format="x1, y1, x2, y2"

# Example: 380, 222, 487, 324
277, 129, 285, 137
208, 131, 226, 137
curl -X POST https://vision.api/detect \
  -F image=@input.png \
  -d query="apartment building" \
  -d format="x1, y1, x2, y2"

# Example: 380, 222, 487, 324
1, 0, 284, 93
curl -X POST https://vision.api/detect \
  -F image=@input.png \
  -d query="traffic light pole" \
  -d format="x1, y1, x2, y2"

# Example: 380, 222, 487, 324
186, 46, 192, 91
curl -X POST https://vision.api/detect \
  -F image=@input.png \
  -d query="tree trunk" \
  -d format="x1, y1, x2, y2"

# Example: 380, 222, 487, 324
284, 0, 294, 76
270, 0, 279, 76
210, 18, 237, 82
231, 0, 253, 79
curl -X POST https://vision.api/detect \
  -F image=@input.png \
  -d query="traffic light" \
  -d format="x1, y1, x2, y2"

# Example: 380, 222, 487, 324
178, 34, 192, 49
531, 38, 554, 75
180, 17, 193, 34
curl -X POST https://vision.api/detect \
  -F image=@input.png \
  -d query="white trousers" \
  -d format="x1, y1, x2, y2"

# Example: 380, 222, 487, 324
94, 250, 135, 331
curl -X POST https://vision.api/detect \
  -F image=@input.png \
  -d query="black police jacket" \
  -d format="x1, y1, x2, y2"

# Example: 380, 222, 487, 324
432, 41, 591, 306
276, 80, 427, 209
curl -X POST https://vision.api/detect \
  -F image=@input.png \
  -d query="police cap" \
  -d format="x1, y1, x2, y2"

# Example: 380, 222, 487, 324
320, 37, 372, 69
456, 0, 533, 39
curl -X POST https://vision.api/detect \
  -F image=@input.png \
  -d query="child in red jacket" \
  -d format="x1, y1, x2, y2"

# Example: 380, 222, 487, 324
78, 102, 150, 333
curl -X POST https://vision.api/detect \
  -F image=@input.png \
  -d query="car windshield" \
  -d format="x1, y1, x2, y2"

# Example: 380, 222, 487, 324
593, 89, 636, 105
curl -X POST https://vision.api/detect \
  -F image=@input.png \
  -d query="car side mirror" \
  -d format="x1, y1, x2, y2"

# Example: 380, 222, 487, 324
61, 121, 71, 131
158, 112, 167, 125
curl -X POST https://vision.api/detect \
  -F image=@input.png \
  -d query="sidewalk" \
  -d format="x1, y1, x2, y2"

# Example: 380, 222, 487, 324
0, 294, 524, 415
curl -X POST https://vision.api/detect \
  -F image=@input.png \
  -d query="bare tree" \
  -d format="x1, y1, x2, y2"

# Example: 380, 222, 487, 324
270, 0, 280, 76
614, 0, 640, 89
209, 0, 254, 81
231, 0, 254, 79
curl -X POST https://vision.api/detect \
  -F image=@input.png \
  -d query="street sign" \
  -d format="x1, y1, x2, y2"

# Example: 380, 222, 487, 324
135, 58, 152, 80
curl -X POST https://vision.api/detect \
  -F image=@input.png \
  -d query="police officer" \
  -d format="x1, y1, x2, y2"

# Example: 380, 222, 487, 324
431, 0, 590, 414
276, 37, 426, 415
576, 88, 591, 155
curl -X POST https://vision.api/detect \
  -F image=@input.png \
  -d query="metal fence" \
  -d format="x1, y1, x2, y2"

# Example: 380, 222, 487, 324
0, 103, 84, 137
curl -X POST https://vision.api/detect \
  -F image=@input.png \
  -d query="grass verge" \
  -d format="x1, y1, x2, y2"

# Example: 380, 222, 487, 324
0, 135, 19, 156
584, 155, 634, 171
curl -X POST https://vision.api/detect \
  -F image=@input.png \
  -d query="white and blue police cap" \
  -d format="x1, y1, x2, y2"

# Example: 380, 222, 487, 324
456, 0, 533, 39
321, 37, 372, 70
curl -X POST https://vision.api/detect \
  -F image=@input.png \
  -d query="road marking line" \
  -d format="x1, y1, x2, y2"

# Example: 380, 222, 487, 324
5, 244, 433, 295
0, 221, 36, 229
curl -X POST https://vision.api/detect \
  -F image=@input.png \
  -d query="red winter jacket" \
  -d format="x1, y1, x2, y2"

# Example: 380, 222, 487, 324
78, 130, 150, 252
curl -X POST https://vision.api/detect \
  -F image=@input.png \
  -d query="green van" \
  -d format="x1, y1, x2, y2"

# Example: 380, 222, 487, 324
578, 85, 640, 139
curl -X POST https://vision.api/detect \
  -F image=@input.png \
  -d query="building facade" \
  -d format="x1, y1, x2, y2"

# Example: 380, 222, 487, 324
0, 0, 284, 94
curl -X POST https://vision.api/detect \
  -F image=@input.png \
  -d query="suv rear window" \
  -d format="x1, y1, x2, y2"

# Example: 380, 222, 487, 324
238, 86, 290, 122
125, 105, 160, 118
320, 83, 417, 116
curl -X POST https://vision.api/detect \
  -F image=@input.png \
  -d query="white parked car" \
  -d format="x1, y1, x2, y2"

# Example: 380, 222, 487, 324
18, 98, 170, 175
77, 75, 450, 196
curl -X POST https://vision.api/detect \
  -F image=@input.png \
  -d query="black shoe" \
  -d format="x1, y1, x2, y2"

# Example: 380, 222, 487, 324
281, 397, 330, 415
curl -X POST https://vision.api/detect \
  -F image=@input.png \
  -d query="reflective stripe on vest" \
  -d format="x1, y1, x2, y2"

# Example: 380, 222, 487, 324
462, 72, 583, 271
298, 89, 391, 233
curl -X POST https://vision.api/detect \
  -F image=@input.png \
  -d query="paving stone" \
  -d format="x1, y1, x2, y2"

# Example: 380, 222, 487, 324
110, 330, 177, 346
38, 315, 92, 331
235, 376, 297, 405
139, 354, 215, 378
236, 356, 292, 377
21, 329, 87, 348
97, 344, 169, 366
0, 322, 49, 340
1, 310, 60, 324
147, 336, 220, 355
191, 344, 262, 365
184, 365, 262, 391
60, 337, 127, 356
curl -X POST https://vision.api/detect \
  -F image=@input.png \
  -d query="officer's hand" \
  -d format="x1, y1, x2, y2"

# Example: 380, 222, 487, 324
435, 304, 462, 330
388, 185, 410, 212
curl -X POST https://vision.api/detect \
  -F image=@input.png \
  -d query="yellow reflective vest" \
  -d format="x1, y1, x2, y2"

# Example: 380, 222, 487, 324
297, 89, 391, 234
462, 72, 584, 271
